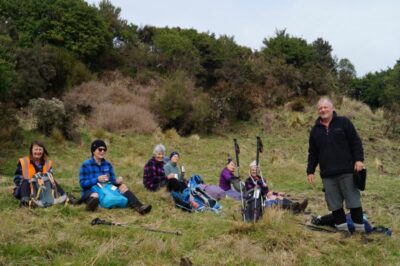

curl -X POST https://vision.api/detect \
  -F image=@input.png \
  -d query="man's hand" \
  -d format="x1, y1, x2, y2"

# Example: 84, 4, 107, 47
119, 184, 128, 193
116, 176, 123, 184
354, 161, 365, 172
98, 175, 109, 183
307, 174, 315, 185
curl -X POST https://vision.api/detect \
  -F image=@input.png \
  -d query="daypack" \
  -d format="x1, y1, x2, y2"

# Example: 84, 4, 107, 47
30, 173, 67, 207
92, 183, 128, 209
171, 175, 221, 213
243, 187, 264, 222
231, 177, 246, 193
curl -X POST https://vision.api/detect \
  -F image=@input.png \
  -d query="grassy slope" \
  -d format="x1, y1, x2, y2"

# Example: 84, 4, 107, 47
0, 98, 399, 266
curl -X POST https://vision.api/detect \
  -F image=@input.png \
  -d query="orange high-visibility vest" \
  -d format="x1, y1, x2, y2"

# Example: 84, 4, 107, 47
19, 156, 52, 179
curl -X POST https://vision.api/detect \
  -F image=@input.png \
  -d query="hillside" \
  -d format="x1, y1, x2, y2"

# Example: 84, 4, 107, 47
0, 97, 399, 265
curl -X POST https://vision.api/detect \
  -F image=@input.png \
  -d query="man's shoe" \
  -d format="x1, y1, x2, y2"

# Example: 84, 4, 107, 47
291, 202, 301, 214
86, 197, 99, 211
136, 204, 152, 215
311, 215, 322, 225
299, 198, 308, 212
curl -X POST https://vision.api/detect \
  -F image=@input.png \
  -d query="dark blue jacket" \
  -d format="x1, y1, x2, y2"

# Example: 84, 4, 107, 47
307, 112, 364, 178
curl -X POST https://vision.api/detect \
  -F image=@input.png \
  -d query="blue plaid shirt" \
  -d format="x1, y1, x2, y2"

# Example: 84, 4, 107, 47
79, 157, 116, 192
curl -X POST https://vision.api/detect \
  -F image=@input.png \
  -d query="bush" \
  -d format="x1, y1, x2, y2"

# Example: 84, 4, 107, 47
151, 71, 193, 132
29, 98, 66, 136
64, 72, 158, 133
29, 97, 80, 140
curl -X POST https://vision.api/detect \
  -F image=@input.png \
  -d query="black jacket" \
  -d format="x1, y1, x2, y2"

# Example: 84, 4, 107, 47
307, 112, 364, 178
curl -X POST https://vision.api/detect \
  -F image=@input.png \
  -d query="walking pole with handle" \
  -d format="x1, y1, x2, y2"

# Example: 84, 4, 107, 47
234, 138, 245, 222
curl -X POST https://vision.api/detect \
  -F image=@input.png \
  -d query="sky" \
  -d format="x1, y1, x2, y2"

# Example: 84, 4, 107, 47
86, 0, 399, 77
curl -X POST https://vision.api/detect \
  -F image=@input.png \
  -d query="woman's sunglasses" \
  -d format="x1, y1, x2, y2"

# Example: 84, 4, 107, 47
98, 148, 107, 152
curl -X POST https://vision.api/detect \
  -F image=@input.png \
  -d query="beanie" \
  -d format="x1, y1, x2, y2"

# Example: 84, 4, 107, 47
169, 151, 179, 159
91, 139, 107, 154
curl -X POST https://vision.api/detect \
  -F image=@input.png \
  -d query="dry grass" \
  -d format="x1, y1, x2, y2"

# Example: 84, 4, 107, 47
64, 72, 158, 133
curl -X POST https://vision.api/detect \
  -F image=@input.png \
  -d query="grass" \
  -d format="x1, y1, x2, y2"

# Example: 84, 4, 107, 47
0, 99, 399, 265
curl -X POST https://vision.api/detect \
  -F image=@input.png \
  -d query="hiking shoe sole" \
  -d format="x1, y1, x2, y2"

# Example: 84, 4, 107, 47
86, 197, 99, 211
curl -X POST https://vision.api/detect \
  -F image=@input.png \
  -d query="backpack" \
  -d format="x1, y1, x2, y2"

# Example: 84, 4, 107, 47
243, 187, 264, 222
30, 173, 67, 207
92, 183, 128, 209
171, 175, 221, 213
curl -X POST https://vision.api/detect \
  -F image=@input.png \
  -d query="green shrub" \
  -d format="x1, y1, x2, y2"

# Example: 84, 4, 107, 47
29, 98, 80, 141
151, 71, 192, 132
30, 98, 65, 136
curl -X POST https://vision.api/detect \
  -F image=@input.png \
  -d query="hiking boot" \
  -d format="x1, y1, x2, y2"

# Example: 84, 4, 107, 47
86, 197, 99, 212
299, 198, 308, 213
311, 215, 323, 225
135, 204, 152, 215
19, 197, 30, 207
66, 193, 80, 205
291, 202, 301, 214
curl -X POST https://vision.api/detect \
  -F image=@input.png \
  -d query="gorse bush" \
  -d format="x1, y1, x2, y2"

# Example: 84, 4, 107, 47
151, 71, 218, 134
64, 72, 158, 133
29, 97, 80, 140
30, 98, 66, 136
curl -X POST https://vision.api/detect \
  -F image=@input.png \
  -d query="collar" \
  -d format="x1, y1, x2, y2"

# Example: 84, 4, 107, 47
90, 156, 105, 165
315, 111, 337, 127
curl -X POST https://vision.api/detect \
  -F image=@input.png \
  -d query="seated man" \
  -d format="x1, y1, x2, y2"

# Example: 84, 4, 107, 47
79, 139, 151, 214
245, 161, 308, 213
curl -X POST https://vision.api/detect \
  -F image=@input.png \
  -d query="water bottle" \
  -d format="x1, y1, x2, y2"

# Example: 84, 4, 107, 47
181, 165, 185, 179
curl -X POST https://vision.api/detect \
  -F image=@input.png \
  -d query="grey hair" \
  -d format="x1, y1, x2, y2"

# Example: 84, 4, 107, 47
153, 144, 166, 155
317, 96, 334, 108
249, 160, 257, 167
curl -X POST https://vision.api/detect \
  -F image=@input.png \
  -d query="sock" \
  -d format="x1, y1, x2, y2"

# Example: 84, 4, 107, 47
336, 222, 349, 232
123, 190, 142, 208
350, 207, 363, 224
332, 208, 346, 225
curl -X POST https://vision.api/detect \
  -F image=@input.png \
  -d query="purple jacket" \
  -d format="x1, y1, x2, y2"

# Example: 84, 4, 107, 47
219, 167, 235, 191
143, 157, 166, 191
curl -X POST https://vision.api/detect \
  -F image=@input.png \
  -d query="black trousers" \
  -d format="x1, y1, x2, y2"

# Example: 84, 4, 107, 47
167, 178, 187, 193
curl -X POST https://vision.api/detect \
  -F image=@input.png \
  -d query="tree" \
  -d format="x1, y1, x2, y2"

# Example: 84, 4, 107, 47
312, 38, 336, 70
0, 0, 112, 64
262, 29, 315, 68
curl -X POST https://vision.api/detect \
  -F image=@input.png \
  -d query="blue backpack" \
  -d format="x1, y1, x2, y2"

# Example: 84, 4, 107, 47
92, 183, 128, 209
171, 175, 221, 213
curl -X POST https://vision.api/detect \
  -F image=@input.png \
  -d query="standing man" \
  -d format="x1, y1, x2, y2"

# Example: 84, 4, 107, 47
79, 139, 152, 214
307, 97, 365, 234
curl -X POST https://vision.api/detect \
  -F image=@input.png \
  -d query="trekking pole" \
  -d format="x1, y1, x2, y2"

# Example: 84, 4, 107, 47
234, 139, 245, 222
91, 218, 182, 235
255, 136, 265, 221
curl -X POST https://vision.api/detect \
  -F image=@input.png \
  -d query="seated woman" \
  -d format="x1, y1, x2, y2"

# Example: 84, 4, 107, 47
245, 161, 308, 213
144, 144, 173, 191
164, 151, 225, 200
219, 158, 243, 200
163, 151, 187, 193
13, 140, 67, 206
143, 144, 186, 192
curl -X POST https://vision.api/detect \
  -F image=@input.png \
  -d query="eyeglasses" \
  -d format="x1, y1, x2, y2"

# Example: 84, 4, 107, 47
98, 148, 107, 152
